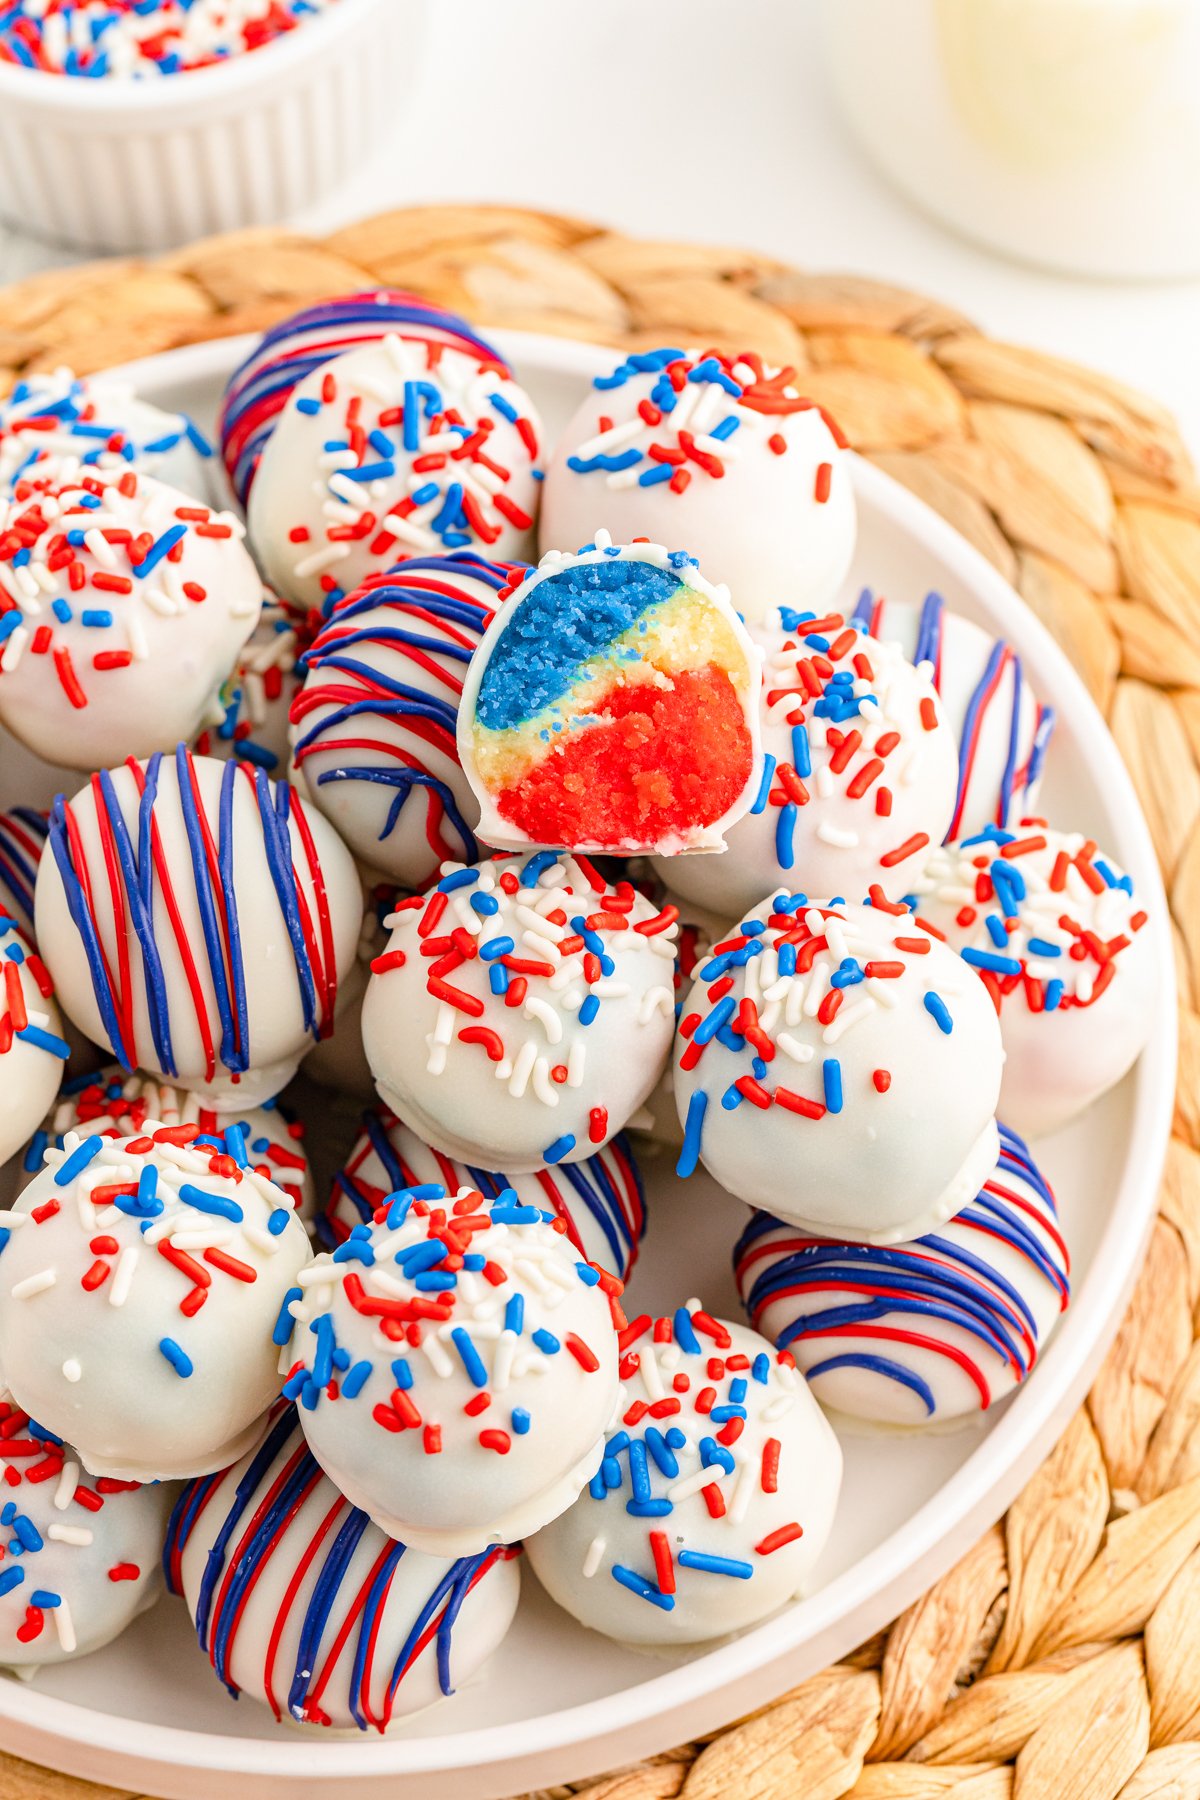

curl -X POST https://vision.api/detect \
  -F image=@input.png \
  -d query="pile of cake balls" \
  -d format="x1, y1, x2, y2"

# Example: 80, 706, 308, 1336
0, 293, 1156, 1731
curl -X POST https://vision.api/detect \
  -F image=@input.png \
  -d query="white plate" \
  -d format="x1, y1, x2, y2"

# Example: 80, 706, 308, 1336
0, 333, 1176, 1800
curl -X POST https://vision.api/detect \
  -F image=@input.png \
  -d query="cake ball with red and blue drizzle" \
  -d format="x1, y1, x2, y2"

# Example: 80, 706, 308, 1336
673, 891, 1004, 1243
735, 1123, 1070, 1428
0, 367, 211, 500
652, 603, 958, 920
909, 824, 1157, 1138
34, 749, 362, 1112
523, 1304, 841, 1647
0, 1120, 313, 1481
0, 1402, 172, 1669
290, 553, 525, 887
235, 302, 541, 616
320, 1105, 646, 1280
457, 535, 762, 856
361, 851, 678, 1172
194, 588, 314, 778
302, 876, 400, 1101
0, 914, 69, 1168
539, 348, 856, 630
283, 1180, 623, 1555
166, 1407, 520, 1732
0, 0, 340, 77
0, 805, 47, 943
851, 589, 1055, 842
0, 459, 262, 771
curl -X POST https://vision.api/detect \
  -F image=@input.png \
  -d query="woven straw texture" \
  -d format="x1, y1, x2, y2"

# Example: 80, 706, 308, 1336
2, 204, 1200, 1800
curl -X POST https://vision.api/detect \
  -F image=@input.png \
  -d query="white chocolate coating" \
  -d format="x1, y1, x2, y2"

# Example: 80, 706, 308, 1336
910, 825, 1157, 1137
538, 348, 856, 628
286, 1185, 621, 1556
0, 1410, 172, 1668
524, 1309, 842, 1647
672, 894, 1004, 1243
0, 916, 69, 1168
360, 853, 678, 1172
0, 367, 211, 500
166, 1409, 520, 1732
248, 338, 542, 614
0, 1128, 312, 1481
0, 461, 261, 771
35, 750, 363, 1111
736, 1124, 1070, 1427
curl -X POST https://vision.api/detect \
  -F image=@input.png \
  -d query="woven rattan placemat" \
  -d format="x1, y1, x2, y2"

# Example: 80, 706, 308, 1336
2, 204, 1199, 1800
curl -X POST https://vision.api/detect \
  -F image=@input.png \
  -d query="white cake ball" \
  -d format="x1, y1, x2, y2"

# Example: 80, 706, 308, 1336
538, 347, 856, 628
0, 805, 47, 941
290, 553, 520, 887
247, 338, 543, 614
910, 824, 1157, 1137
35, 749, 363, 1112
0, 915, 70, 1167
653, 606, 959, 918
0, 1125, 312, 1481
165, 1408, 520, 1732
321, 1105, 646, 1279
736, 1123, 1070, 1427
0, 1406, 172, 1668
361, 852, 678, 1172
0, 367, 212, 500
193, 589, 312, 780
284, 1182, 622, 1556
850, 589, 1055, 840
524, 1306, 842, 1647
0, 461, 262, 771
673, 893, 1004, 1243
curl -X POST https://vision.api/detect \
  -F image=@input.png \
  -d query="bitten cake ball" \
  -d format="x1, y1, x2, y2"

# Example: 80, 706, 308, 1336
0, 367, 211, 498
35, 749, 362, 1111
673, 893, 1004, 1243
0, 462, 262, 770
911, 825, 1157, 1137
457, 536, 762, 855
539, 347, 856, 628
0, 805, 47, 940
524, 1306, 842, 1647
291, 554, 522, 887
194, 589, 313, 778
0, 1403, 172, 1668
653, 605, 958, 919
322, 1105, 646, 1280
361, 852, 678, 1171
0, 915, 69, 1167
736, 1124, 1070, 1428
285, 1182, 623, 1556
0, 1124, 313, 1482
166, 1409, 520, 1732
852, 589, 1055, 840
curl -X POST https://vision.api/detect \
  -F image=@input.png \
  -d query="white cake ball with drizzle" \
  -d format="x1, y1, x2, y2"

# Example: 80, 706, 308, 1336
165, 1408, 520, 1732
673, 892, 1004, 1244
0, 1122, 312, 1481
0, 1403, 172, 1669
524, 1305, 842, 1647
361, 852, 678, 1172
0, 366, 212, 500
284, 1181, 622, 1556
736, 1124, 1070, 1427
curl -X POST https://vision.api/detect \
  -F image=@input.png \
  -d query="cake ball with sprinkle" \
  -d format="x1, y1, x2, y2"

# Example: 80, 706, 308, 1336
0, 1402, 172, 1669
0, 367, 211, 499
0, 915, 70, 1168
193, 589, 314, 779
284, 1182, 623, 1555
0, 1123, 313, 1481
910, 825, 1157, 1137
35, 749, 363, 1111
0, 806, 47, 944
321, 1105, 646, 1280
652, 604, 958, 919
361, 852, 678, 1172
673, 892, 1004, 1243
166, 1408, 520, 1732
539, 348, 856, 629
524, 1305, 841, 1647
736, 1124, 1070, 1428
0, 462, 262, 771
290, 553, 523, 887
457, 537, 762, 856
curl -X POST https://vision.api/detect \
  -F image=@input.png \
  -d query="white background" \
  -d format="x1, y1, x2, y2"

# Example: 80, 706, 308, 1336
2, 0, 1199, 450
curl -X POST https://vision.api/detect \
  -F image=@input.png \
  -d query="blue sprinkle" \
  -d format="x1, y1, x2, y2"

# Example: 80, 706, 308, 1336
159, 1338, 193, 1378
923, 992, 954, 1034
272, 1287, 302, 1347
822, 1059, 843, 1114
511, 1407, 531, 1435
677, 1090, 708, 1179
676, 1549, 753, 1579
504, 1293, 525, 1335
611, 1565, 675, 1610
450, 1327, 489, 1388
342, 1360, 373, 1399
532, 1328, 560, 1355
53, 1136, 103, 1187
674, 1308, 702, 1355
544, 1134, 576, 1164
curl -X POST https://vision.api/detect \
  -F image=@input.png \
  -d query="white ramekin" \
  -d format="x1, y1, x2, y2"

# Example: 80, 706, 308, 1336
0, 0, 421, 255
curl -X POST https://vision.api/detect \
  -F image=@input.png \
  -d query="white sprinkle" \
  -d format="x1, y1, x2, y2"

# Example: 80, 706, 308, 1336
48, 1523, 93, 1546
582, 1535, 606, 1578
54, 1459, 80, 1512
11, 1270, 56, 1300
62, 1358, 82, 1383
109, 1245, 138, 1307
